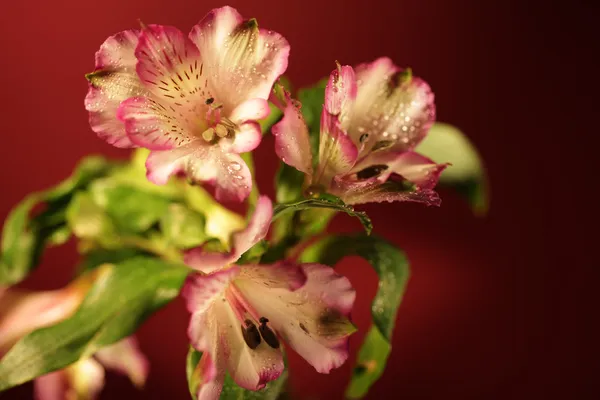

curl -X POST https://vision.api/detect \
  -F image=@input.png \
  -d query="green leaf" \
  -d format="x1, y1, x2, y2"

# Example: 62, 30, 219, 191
160, 204, 207, 249
0, 156, 113, 285
66, 192, 114, 240
416, 122, 489, 215
78, 248, 148, 273
237, 240, 269, 265
0, 257, 190, 390
90, 182, 171, 234
273, 195, 372, 235
274, 163, 305, 204
300, 235, 410, 398
185, 349, 288, 400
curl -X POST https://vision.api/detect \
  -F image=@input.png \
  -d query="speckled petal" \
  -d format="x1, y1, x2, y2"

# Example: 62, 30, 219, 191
234, 263, 356, 374
189, 6, 290, 113
346, 57, 435, 154
85, 30, 147, 148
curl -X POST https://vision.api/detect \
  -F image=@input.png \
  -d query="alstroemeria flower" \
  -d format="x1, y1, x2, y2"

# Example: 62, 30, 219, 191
0, 274, 149, 400
272, 58, 449, 205
182, 196, 356, 399
34, 337, 148, 400
85, 6, 290, 202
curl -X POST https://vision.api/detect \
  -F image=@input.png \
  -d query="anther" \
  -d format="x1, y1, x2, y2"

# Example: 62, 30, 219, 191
205, 97, 214, 105
258, 317, 280, 349
215, 124, 228, 138
202, 128, 215, 142
241, 319, 261, 349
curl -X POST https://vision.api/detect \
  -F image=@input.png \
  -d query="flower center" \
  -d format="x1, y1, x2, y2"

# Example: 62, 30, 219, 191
198, 98, 239, 143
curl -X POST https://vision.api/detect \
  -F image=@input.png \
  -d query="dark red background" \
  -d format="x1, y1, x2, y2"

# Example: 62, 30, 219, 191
0, 0, 595, 399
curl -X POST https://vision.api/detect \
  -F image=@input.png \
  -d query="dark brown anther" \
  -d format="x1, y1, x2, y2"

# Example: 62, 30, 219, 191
356, 165, 389, 180
241, 319, 261, 349
205, 97, 214, 105
259, 317, 280, 349
359, 133, 369, 143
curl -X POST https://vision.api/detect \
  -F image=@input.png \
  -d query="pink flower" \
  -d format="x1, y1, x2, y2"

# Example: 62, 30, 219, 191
272, 59, 449, 205
0, 273, 149, 400
182, 196, 356, 399
85, 6, 290, 202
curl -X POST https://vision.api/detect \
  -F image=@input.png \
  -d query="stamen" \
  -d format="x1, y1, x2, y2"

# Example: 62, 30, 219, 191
215, 124, 228, 138
241, 319, 261, 350
356, 165, 388, 180
205, 97, 214, 105
258, 317, 280, 349
202, 128, 215, 142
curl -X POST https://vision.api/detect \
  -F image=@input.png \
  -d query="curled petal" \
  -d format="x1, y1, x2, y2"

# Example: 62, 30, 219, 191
94, 337, 149, 388
145, 142, 199, 184
230, 122, 262, 154
183, 268, 241, 348
195, 352, 224, 400
0, 272, 97, 354
235, 263, 356, 374
315, 109, 358, 187
333, 176, 442, 206
271, 94, 313, 175
184, 196, 272, 273
353, 150, 448, 190
85, 30, 147, 148
190, 6, 290, 112
229, 98, 270, 124
34, 358, 105, 400
324, 64, 357, 117
145, 142, 252, 201
347, 57, 435, 153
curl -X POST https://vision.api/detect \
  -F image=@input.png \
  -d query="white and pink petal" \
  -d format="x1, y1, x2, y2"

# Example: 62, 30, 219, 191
315, 109, 358, 187
85, 30, 148, 148
94, 337, 149, 388
347, 57, 435, 153
271, 94, 314, 175
189, 7, 290, 112
184, 196, 272, 273
234, 263, 356, 374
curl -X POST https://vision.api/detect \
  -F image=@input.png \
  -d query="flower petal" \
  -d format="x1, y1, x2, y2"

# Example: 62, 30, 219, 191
230, 122, 262, 154
353, 150, 448, 190
85, 30, 147, 148
271, 94, 314, 175
94, 337, 149, 388
324, 64, 357, 117
237, 262, 307, 291
214, 295, 284, 390
346, 57, 435, 153
135, 25, 206, 103
195, 352, 224, 400
189, 6, 290, 112
184, 196, 272, 273
117, 96, 194, 150
0, 273, 96, 354
183, 268, 241, 348
184, 266, 284, 392
35, 358, 105, 400
333, 176, 442, 206
235, 263, 356, 374
314, 109, 358, 187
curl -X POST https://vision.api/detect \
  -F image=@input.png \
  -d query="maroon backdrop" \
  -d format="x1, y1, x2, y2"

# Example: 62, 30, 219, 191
0, 0, 594, 399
